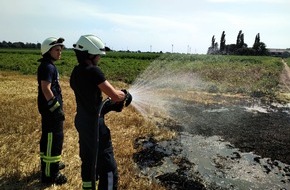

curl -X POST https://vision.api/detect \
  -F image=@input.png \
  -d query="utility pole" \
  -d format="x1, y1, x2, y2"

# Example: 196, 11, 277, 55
187, 45, 191, 54
172, 44, 174, 53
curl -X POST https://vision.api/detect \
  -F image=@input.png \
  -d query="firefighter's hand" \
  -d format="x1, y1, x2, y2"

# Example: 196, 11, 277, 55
48, 97, 65, 121
121, 89, 132, 106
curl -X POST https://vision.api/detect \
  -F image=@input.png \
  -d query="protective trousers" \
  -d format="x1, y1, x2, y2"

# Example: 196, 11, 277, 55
40, 113, 64, 178
75, 111, 118, 190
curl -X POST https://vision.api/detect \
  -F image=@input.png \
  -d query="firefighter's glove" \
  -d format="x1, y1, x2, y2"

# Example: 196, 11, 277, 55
48, 97, 65, 121
121, 89, 132, 107
101, 99, 124, 115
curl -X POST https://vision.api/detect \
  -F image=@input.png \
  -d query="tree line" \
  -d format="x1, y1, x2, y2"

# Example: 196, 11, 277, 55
0, 41, 41, 49
207, 30, 269, 56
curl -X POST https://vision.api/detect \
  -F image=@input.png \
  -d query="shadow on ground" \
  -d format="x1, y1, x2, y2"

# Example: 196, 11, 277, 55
0, 171, 53, 190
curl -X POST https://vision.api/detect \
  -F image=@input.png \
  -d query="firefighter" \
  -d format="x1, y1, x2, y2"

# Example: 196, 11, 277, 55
37, 37, 67, 185
70, 34, 132, 190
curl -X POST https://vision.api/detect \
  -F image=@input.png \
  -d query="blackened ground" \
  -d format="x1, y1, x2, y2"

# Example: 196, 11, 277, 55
176, 101, 290, 165
133, 137, 207, 190
133, 98, 290, 189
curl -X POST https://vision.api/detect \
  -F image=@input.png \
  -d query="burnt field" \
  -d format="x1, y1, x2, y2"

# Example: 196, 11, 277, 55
133, 93, 290, 190
129, 57, 290, 190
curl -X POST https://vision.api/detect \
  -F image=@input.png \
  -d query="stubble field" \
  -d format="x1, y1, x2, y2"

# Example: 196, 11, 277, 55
0, 71, 174, 190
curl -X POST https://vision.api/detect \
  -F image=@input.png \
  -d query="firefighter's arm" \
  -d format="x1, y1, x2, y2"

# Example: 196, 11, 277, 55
98, 80, 132, 106
98, 80, 125, 102
41, 80, 54, 101
99, 81, 132, 114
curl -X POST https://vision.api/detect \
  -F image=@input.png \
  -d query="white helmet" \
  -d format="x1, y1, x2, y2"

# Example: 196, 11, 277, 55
73, 35, 106, 55
41, 37, 65, 55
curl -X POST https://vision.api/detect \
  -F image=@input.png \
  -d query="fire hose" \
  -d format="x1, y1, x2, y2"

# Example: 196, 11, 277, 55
91, 97, 111, 190
91, 90, 132, 190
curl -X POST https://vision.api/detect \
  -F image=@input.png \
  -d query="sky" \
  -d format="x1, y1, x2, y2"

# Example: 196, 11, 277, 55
0, 0, 289, 54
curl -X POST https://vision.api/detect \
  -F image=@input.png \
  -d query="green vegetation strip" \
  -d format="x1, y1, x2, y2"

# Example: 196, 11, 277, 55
0, 49, 285, 97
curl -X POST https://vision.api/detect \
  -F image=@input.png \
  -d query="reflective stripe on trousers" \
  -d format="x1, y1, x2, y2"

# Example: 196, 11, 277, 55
82, 171, 114, 190
40, 132, 62, 177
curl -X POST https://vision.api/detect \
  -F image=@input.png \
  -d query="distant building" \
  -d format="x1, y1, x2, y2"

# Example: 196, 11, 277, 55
268, 48, 290, 58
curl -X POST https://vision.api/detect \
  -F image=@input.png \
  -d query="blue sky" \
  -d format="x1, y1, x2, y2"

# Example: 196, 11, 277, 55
0, 0, 289, 53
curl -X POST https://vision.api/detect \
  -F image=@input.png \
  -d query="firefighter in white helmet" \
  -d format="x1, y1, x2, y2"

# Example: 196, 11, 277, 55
70, 35, 132, 190
37, 37, 67, 185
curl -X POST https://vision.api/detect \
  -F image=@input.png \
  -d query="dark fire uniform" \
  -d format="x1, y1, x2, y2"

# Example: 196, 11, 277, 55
70, 63, 118, 190
37, 58, 64, 179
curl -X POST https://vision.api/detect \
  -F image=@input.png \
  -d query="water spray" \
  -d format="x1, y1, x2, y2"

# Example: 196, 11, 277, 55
128, 57, 206, 124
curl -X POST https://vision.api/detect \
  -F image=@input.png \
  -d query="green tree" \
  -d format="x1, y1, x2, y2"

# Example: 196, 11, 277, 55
252, 33, 268, 55
207, 35, 218, 54
236, 30, 245, 49
211, 35, 215, 48
220, 31, 226, 53
253, 33, 260, 50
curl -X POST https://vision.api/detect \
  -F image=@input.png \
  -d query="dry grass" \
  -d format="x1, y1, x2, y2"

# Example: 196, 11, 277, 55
0, 71, 174, 190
